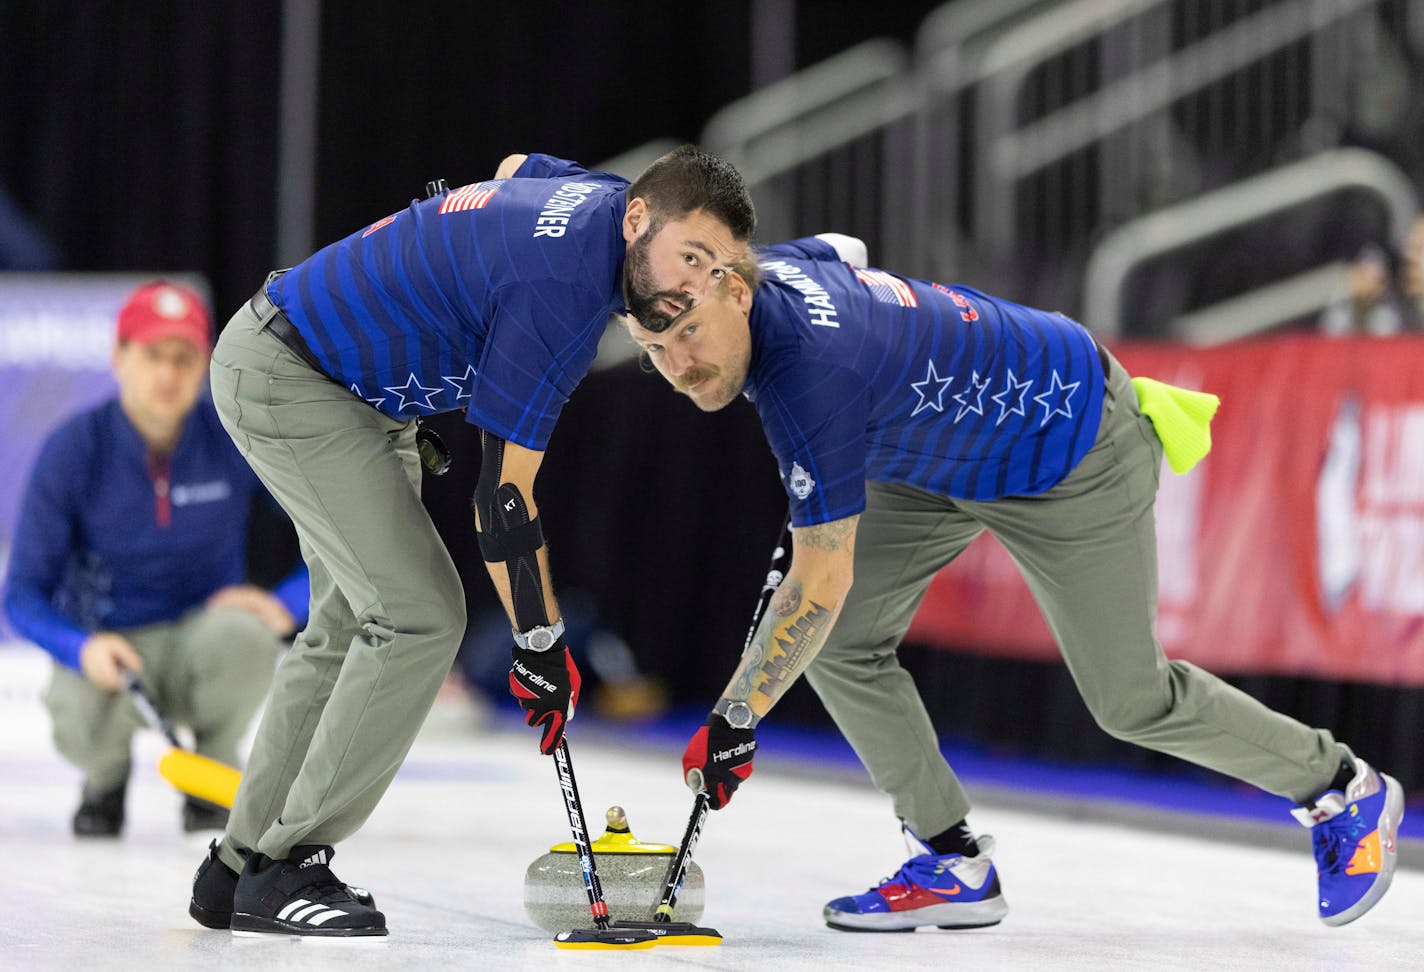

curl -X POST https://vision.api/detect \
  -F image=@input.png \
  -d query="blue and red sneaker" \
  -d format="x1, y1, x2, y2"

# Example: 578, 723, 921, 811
823, 835, 1007, 931
1291, 757, 1403, 926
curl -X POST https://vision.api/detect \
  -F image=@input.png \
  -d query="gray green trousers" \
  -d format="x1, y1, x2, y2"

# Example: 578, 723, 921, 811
45, 608, 277, 792
207, 300, 466, 870
803, 352, 1349, 840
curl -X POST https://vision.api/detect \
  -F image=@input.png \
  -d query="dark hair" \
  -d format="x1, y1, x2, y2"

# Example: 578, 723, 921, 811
627, 145, 756, 242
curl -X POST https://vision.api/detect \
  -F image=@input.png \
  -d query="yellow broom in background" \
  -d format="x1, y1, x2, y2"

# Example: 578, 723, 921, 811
123, 672, 241, 808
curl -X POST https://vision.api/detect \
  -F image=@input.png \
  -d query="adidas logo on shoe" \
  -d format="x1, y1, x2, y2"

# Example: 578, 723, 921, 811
231, 844, 387, 938
189, 840, 379, 932
299, 848, 331, 868
276, 898, 349, 928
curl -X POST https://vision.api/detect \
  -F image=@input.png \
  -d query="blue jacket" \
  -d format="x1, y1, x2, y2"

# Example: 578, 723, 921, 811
3, 397, 308, 669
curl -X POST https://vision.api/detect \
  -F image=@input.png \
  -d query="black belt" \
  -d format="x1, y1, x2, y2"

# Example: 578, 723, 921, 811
249, 276, 326, 375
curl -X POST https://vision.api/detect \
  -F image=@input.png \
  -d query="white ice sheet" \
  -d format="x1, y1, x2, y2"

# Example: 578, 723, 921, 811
1, 656, 1420, 971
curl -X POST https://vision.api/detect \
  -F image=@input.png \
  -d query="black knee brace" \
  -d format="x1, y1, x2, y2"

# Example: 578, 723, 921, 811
474, 432, 550, 631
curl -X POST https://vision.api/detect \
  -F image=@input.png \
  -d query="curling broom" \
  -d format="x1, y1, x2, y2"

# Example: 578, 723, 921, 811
549, 739, 657, 949
612, 790, 719, 944
616, 516, 793, 946
123, 671, 242, 808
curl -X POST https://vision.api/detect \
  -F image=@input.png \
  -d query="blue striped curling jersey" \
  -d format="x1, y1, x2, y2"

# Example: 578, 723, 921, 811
746, 238, 1106, 526
268, 153, 628, 450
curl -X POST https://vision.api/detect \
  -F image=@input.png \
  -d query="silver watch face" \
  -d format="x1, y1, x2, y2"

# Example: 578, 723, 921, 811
724, 701, 754, 729
529, 626, 556, 651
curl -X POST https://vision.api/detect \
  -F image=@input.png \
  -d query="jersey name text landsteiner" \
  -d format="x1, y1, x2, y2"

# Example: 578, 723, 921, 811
533, 182, 600, 238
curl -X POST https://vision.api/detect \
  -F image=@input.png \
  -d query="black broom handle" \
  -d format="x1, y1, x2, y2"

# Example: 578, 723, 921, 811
657, 515, 793, 920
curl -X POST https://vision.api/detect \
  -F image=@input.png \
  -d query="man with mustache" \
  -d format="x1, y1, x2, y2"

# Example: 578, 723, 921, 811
624, 236, 1402, 932
191, 147, 754, 938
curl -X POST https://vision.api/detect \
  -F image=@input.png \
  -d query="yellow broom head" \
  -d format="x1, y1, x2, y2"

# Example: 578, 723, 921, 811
158, 749, 241, 808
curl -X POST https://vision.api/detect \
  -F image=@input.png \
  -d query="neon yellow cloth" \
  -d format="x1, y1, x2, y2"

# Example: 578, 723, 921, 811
1131, 377, 1221, 474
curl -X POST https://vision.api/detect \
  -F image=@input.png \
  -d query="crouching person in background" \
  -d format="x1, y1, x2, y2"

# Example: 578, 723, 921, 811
2, 280, 307, 837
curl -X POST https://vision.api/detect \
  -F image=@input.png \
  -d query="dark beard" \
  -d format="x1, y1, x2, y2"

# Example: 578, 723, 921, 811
623, 230, 688, 332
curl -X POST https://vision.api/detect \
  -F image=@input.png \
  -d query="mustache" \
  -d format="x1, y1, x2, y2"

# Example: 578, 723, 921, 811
653, 292, 691, 313
674, 367, 717, 392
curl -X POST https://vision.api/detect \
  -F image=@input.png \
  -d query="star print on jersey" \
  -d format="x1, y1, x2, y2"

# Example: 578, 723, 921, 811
350, 383, 386, 410
910, 360, 953, 417
1033, 370, 1081, 427
990, 369, 1033, 427
384, 373, 443, 411
443, 364, 476, 402
952, 370, 991, 422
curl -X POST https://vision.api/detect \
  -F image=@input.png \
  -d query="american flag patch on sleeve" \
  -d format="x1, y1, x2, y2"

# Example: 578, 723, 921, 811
439, 181, 500, 214
854, 267, 918, 307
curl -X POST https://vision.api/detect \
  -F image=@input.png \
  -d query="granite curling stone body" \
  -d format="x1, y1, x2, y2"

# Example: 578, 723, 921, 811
525, 805, 705, 932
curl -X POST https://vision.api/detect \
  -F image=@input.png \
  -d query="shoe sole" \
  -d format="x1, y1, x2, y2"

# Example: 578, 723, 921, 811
231, 914, 388, 939
1320, 773, 1404, 927
189, 899, 231, 930
824, 896, 1009, 932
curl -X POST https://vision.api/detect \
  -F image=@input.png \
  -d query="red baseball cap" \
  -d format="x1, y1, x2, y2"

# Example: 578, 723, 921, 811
116, 280, 211, 350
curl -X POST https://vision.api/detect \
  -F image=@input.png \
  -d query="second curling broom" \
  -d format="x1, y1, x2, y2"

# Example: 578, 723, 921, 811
124, 670, 242, 808
614, 517, 793, 946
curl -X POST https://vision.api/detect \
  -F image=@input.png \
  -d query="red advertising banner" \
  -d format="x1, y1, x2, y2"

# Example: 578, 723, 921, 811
908, 335, 1424, 686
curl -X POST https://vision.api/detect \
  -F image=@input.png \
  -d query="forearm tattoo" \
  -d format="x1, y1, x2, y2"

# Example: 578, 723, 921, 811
730, 584, 836, 709
757, 600, 832, 687
726, 514, 857, 715
769, 577, 804, 621
796, 517, 857, 552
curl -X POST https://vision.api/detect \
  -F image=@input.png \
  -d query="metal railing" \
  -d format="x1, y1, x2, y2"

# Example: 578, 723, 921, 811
1082, 147, 1418, 339
911, 0, 1075, 281
606, 0, 1420, 346
970, 0, 1388, 302
702, 40, 921, 271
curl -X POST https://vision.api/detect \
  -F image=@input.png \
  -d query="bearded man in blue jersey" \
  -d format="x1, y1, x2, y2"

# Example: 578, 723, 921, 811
190, 147, 754, 938
625, 235, 1402, 933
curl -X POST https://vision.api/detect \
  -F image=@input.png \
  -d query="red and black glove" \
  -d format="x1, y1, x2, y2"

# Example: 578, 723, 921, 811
681, 711, 757, 810
509, 646, 581, 754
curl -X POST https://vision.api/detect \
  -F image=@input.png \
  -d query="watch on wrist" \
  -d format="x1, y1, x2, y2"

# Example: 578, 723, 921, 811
513, 618, 565, 652
714, 696, 758, 730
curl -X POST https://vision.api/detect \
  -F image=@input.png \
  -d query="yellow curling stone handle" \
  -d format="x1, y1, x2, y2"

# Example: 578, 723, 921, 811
550, 805, 679, 854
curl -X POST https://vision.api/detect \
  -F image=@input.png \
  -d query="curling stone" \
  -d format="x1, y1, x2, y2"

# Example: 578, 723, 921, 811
524, 805, 705, 933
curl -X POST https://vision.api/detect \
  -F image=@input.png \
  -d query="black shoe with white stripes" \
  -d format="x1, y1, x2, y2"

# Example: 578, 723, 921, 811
231, 844, 386, 938
190, 839, 378, 930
